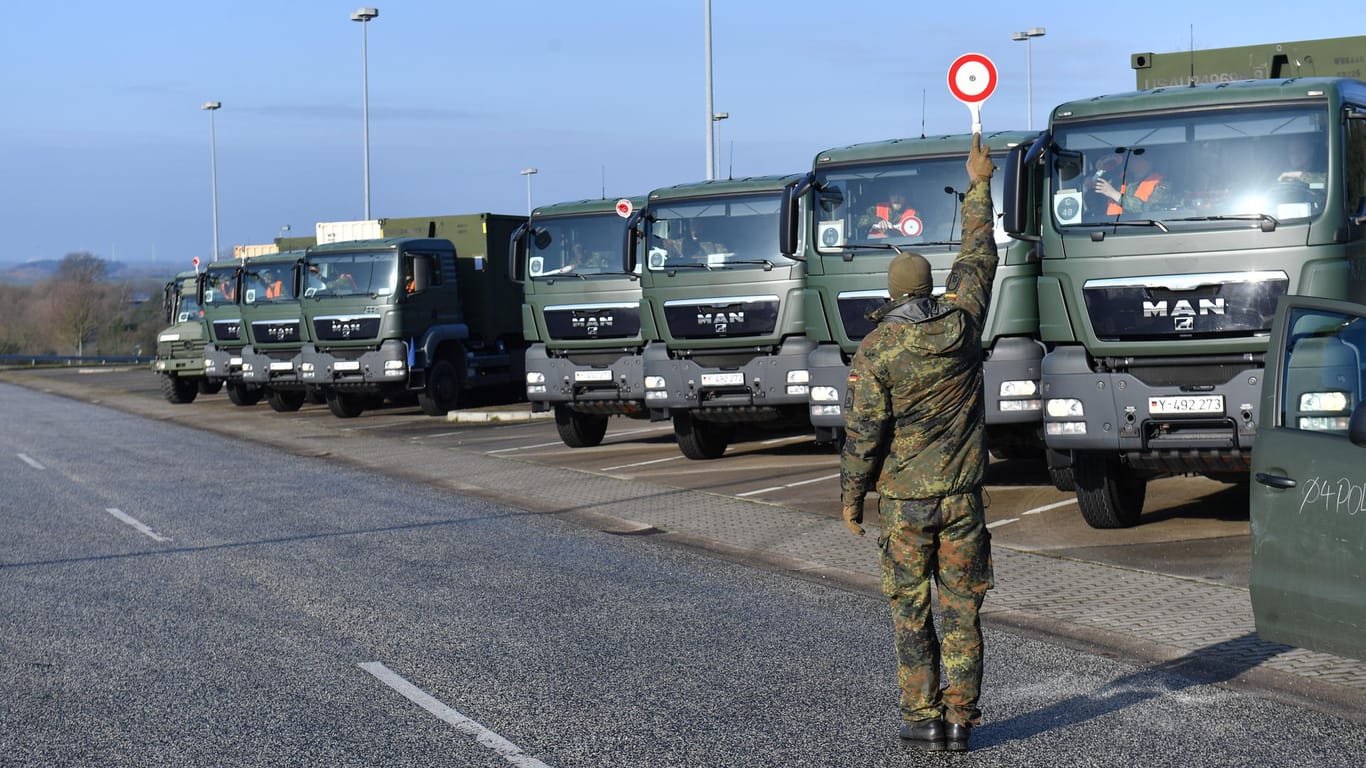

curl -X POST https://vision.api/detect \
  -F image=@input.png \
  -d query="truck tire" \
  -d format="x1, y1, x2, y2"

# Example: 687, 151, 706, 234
326, 390, 365, 418
266, 388, 307, 413
554, 404, 609, 448
197, 379, 223, 395
418, 359, 462, 416
1073, 453, 1145, 528
160, 374, 198, 404
674, 410, 732, 460
1049, 465, 1076, 493
226, 381, 263, 407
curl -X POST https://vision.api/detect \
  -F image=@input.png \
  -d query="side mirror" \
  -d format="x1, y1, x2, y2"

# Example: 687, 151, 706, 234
1003, 133, 1045, 241
1349, 401, 1366, 446
412, 255, 431, 293
507, 223, 528, 285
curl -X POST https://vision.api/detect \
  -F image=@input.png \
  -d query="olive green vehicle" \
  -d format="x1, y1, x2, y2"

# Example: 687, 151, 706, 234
200, 259, 248, 400
514, 196, 648, 447
298, 213, 526, 418
1132, 35, 1366, 90
629, 174, 809, 459
801, 130, 1046, 463
1005, 77, 1366, 528
152, 269, 221, 404
236, 250, 314, 412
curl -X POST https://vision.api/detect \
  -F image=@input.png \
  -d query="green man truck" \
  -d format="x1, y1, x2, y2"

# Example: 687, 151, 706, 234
200, 258, 251, 403
152, 269, 220, 404
237, 250, 315, 412
514, 196, 648, 447
802, 131, 1046, 461
1005, 77, 1366, 528
298, 213, 526, 418
629, 174, 809, 459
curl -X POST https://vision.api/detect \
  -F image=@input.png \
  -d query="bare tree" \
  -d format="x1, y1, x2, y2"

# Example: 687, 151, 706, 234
43, 252, 118, 356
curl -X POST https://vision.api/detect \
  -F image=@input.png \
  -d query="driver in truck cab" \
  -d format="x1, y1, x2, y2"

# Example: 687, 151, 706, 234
1090, 149, 1172, 214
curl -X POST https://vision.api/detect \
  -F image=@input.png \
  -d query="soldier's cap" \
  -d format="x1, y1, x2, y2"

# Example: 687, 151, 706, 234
887, 251, 932, 299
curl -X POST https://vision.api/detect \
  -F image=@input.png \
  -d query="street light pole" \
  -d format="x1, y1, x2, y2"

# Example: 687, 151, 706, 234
520, 168, 538, 215
351, 7, 379, 219
711, 111, 729, 180
704, 0, 715, 180
1011, 27, 1046, 130
202, 101, 222, 262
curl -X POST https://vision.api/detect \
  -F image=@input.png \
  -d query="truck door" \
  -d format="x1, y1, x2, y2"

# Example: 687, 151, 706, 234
1251, 296, 1366, 661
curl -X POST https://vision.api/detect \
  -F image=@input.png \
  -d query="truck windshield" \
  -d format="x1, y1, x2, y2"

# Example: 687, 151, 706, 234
203, 265, 238, 306
643, 192, 791, 271
304, 251, 397, 298
1049, 105, 1328, 227
175, 280, 202, 321
527, 213, 626, 277
813, 156, 1010, 252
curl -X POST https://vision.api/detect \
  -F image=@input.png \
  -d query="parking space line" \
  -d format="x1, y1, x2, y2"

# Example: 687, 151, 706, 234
759, 435, 812, 446
737, 472, 840, 497
105, 508, 171, 542
359, 662, 553, 768
987, 517, 1019, 529
488, 440, 568, 454
1023, 498, 1077, 515
17, 453, 44, 470
600, 456, 684, 471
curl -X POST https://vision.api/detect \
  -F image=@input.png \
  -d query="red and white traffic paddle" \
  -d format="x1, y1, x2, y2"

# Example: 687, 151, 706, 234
947, 53, 997, 135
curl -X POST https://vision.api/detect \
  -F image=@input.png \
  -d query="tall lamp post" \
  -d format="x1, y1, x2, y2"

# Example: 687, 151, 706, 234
1011, 27, 1045, 130
351, 7, 379, 219
202, 101, 222, 262
704, 0, 716, 180
711, 111, 729, 179
520, 168, 538, 215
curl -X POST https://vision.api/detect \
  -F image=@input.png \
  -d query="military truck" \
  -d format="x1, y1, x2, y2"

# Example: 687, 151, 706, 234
199, 258, 250, 402
152, 269, 220, 403
237, 250, 313, 412
514, 196, 648, 447
801, 130, 1046, 465
1132, 35, 1366, 90
1004, 77, 1366, 528
298, 213, 526, 418
628, 174, 808, 459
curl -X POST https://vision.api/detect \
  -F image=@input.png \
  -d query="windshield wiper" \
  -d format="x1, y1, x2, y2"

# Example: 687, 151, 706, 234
545, 272, 588, 282
665, 262, 713, 271
1075, 219, 1170, 233
721, 259, 776, 271
1161, 213, 1281, 231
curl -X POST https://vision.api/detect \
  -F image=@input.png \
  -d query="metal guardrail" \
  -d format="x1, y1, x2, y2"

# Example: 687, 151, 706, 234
0, 355, 153, 367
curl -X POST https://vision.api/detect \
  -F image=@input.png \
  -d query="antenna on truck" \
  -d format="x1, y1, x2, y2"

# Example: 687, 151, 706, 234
920, 89, 927, 139
1188, 25, 1196, 87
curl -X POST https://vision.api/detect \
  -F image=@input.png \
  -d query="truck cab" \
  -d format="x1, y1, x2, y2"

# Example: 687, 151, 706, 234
631, 174, 809, 459
200, 259, 248, 401
515, 197, 648, 447
152, 269, 216, 404
802, 131, 1045, 457
238, 250, 312, 412
1007, 77, 1366, 528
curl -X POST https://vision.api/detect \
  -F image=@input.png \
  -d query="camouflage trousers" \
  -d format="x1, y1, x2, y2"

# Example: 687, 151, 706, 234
878, 490, 993, 726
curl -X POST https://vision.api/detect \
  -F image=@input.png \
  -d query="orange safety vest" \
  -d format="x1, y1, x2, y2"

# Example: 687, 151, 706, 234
871, 204, 917, 238
266, 280, 283, 299
1106, 176, 1161, 215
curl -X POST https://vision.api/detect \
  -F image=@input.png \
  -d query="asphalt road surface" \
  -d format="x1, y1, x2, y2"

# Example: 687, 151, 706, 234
2, 370, 1365, 765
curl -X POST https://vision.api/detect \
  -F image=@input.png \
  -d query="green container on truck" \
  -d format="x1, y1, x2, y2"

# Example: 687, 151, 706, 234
1004, 77, 1366, 528
801, 130, 1046, 461
629, 174, 809, 459
298, 213, 527, 418
237, 250, 315, 412
200, 258, 248, 398
1132, 35, 1366, 90
152, 269, 220, 404
513, 196, 648, 447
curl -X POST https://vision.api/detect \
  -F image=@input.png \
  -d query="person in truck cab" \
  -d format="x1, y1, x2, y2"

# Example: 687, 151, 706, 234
1091, 149, 1172, 215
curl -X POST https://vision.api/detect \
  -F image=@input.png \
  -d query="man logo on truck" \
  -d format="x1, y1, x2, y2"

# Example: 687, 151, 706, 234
330, 319, 364, 338
1141, 298, 1226, 318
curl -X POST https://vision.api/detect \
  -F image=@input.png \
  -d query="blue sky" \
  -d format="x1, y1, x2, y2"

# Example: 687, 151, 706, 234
1, 1, 1358, 266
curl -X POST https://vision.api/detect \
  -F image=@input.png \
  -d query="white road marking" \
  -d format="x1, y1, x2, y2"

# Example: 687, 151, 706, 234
359, 662, 553, 768
105, 508, 171, 542
17, 453, 45, 470
600, 455, 683, 471
488, 440, 567, 454
987, 517, 1019, 529
1023, 498, 1077, 515
760, 434, 811, 446
737, 472, 841, 497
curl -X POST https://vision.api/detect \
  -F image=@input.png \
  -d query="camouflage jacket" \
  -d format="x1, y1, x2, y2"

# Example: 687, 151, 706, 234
840, 177, 998, 504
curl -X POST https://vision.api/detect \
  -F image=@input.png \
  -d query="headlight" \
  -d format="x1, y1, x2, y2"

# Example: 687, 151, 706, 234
810, 386, 840, 403
786, 385, 809, 396
999, 399, 1041, 412
299, 362, 315, 373
810, 404, 842, 417
1045, 398, 1084, 418
384, 360, 405, 371
645, 376, 667, 389
645, 390, 669, 400
787, 369, 810, 385
1298, 416, 1350, 431
526, 384, 547, 394
1000, 379, 1038, 397
1046, 421, 1087, 436
526, 371, 546, 385
1299, 391, 1350, 413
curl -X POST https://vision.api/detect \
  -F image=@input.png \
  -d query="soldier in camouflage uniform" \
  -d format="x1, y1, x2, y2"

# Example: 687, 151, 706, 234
839, 133, 998, 753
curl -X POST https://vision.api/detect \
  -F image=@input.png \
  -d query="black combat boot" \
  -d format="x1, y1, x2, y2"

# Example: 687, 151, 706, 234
899, 718, 945, 752
945, 721, 971, 752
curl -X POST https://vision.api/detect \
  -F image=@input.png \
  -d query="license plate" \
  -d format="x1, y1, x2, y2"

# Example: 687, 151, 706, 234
1149, 395, 1223, 415
702, 372, 744, 386
334, 361, 361, 372
269, 361, 294, 371
574, 370, 613, 382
